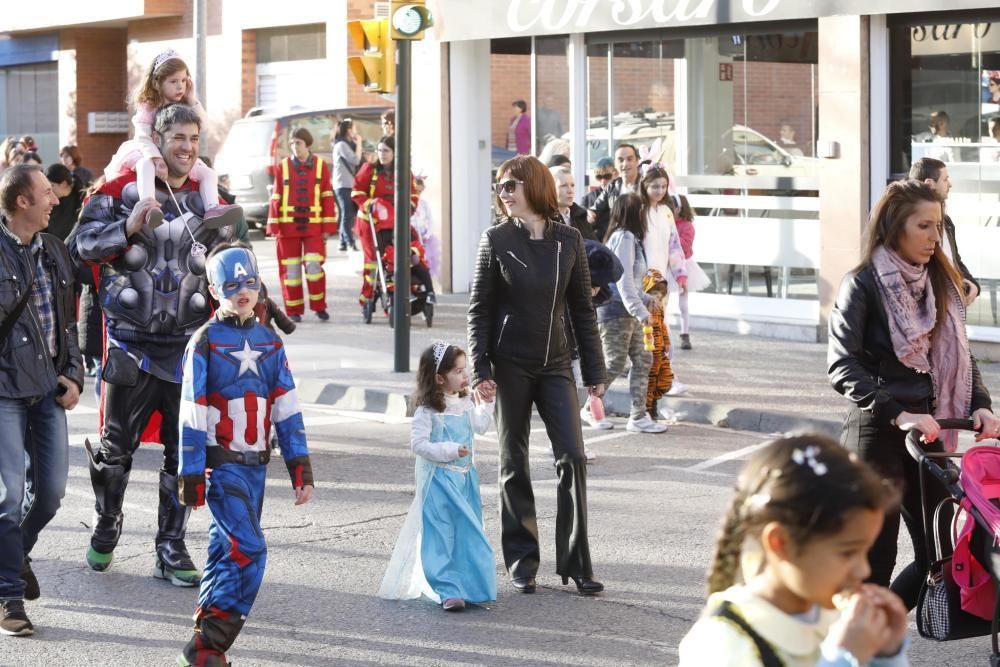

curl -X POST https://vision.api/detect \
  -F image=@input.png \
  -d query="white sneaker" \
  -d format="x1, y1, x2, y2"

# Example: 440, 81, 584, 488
626, 415, 668, 433
580, 406, 614, 430
585, 448, 597, 463
666, 381, 689, 396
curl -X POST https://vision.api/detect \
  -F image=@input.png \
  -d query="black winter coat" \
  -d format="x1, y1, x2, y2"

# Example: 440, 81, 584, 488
827, 264, 991, 425
562, 203, 596, 241
0, 220, 84, 398
76, 263, 104, 358
468, 219, 605, 387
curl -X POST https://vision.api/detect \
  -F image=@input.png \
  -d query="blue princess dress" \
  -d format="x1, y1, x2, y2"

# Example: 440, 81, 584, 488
379, 393, 497, 604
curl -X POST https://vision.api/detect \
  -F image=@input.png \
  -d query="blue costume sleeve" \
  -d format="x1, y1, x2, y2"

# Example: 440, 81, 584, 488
71, 192, 132, 263
178, 326, 210, 506
269, 340, 314, 488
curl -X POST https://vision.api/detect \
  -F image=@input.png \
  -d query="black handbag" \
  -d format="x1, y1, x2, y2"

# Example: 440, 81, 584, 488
101, 346, 140, 388
916, 497, 993, 641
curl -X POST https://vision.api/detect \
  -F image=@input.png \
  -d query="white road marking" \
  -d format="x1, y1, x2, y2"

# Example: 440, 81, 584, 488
581, 431, 633, 445
302, 415, 358, 427
686, 441, 770, 471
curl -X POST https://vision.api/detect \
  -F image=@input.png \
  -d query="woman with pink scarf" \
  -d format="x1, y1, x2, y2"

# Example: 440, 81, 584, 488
828, 179, 1000, 611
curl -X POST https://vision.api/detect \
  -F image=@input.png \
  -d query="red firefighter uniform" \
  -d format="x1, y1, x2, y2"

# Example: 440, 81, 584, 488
266, 154, 337, 315
351, 161, 421, 304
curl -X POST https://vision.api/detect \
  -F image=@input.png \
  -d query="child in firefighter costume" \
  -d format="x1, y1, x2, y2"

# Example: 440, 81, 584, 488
351, 134, 435, 311
266, 127, 337, 322
176, 244, 314, 666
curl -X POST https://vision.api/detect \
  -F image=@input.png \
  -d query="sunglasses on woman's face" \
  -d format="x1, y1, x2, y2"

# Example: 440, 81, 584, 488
595, 174, 612, 182
494, 179, 524, 195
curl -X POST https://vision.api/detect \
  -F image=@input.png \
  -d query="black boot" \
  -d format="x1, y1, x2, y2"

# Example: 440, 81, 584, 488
177, 606, 246, 666
554, 455, 597, 586
85, 439, 129, 571
154, 471, 201, 587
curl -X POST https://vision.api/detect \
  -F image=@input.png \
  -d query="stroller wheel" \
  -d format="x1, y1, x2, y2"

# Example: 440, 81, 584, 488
362, 300, 374, 324
424, 303, 434, 328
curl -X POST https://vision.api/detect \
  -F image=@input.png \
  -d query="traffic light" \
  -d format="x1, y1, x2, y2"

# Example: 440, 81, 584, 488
390, 1, 433, 40
347, 18, 395, 94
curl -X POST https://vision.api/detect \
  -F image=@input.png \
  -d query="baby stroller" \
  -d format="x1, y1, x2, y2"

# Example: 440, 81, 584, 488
909, 418, 1000, 664
361, 212, 434, 328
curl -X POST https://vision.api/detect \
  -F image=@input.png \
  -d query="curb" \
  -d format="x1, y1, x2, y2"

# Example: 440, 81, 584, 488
298, 378, 842, 438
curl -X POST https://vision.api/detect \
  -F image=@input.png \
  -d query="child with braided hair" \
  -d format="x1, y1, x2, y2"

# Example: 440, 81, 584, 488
679, 435, 910, 667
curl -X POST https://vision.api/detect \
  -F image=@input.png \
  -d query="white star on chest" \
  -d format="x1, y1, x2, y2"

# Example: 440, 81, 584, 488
229, 339, 264, 377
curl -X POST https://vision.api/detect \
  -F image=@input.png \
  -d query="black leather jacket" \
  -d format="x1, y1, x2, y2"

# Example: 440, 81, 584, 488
0, 219, 84, 399
468, 219, 605, 387
827, 264, 991, 425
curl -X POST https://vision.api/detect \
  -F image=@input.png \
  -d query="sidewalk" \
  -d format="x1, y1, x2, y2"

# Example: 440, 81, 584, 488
266, 244, 1000, 438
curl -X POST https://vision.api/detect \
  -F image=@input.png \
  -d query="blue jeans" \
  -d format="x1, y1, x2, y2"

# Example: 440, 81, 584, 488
0, 389, 68, 599
335, 187, 357, 247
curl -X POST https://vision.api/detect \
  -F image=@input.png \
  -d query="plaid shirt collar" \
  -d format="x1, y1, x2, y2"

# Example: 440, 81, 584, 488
29, 236, 57, 357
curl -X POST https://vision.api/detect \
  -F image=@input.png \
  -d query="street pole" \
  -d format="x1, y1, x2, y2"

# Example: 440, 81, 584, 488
194, 0, 208, 147
392, 38, 411, 372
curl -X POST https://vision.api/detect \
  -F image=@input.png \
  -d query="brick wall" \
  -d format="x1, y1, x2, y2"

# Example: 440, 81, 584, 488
489, 49, 815, 160
241, 30, 256, 115
733, 61, 816, 156
65, 28, 128, 177
490, 54, 530, 148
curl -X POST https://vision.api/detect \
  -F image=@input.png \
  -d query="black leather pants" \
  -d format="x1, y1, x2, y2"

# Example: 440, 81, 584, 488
493, 358, 594, 579
841, 402, 950, 610
88, 369, 183, 555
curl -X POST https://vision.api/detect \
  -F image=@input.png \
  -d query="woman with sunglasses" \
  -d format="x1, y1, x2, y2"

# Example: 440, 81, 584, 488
468, 155, 606, 596
582, 158, 616, 211
828, 179, 1000, 610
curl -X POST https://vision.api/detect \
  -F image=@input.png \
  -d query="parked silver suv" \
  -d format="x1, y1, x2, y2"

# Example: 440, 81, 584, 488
213, 105, 389, 227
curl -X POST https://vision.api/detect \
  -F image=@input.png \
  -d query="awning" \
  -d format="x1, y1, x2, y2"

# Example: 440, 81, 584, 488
3, 0, 183, 33
427, 0, 994, 42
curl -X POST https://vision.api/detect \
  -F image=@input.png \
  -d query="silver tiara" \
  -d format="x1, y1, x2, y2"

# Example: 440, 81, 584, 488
154, 49, 182, 71
432, 341, 449, 373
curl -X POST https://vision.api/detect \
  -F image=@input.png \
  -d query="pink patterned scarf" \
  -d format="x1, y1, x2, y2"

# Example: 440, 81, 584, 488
871, 246, 972, 452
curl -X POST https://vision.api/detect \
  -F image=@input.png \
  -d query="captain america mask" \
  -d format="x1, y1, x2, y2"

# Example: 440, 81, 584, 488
207, 247, 261, 298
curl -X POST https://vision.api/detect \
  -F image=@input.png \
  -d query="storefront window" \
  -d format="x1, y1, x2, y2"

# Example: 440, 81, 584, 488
890, 12, 1000, 330
699, 30, 820, 301
534, 36, 569, 159
582, 27, 819, 305
489, 37, 531, 169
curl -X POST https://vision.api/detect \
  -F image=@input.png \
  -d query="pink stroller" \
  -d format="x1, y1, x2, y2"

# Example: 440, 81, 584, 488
908, 418, 1000, 663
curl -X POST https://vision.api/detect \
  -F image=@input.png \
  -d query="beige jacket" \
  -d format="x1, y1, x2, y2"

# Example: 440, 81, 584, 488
678, 585, 908, 667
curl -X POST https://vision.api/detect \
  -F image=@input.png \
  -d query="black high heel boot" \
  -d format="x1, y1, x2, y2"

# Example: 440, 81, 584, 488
562, 575, 604, 595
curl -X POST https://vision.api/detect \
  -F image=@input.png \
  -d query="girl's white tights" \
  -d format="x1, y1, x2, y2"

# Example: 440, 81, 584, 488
679, 290, 690, 335
134, 157, 221, 211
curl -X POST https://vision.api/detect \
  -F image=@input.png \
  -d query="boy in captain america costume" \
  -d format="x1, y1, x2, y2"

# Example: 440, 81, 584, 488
176, 243, 314, 667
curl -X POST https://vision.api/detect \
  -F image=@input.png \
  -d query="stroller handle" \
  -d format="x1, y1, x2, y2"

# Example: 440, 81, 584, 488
904, 417, 978, 463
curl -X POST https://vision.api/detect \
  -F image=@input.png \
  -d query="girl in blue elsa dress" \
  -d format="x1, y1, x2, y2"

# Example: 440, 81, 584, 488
379, 342, 497, 611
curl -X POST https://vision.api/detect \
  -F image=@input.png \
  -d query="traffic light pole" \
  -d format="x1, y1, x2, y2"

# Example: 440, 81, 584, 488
392, 38, 412, 372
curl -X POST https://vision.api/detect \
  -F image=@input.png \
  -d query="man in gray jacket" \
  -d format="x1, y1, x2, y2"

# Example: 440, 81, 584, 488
0, 164, 83, 636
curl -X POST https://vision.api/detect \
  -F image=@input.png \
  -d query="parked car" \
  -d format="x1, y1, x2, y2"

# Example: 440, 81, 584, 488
537, 115, 816, 178
213, 105, 390, 227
